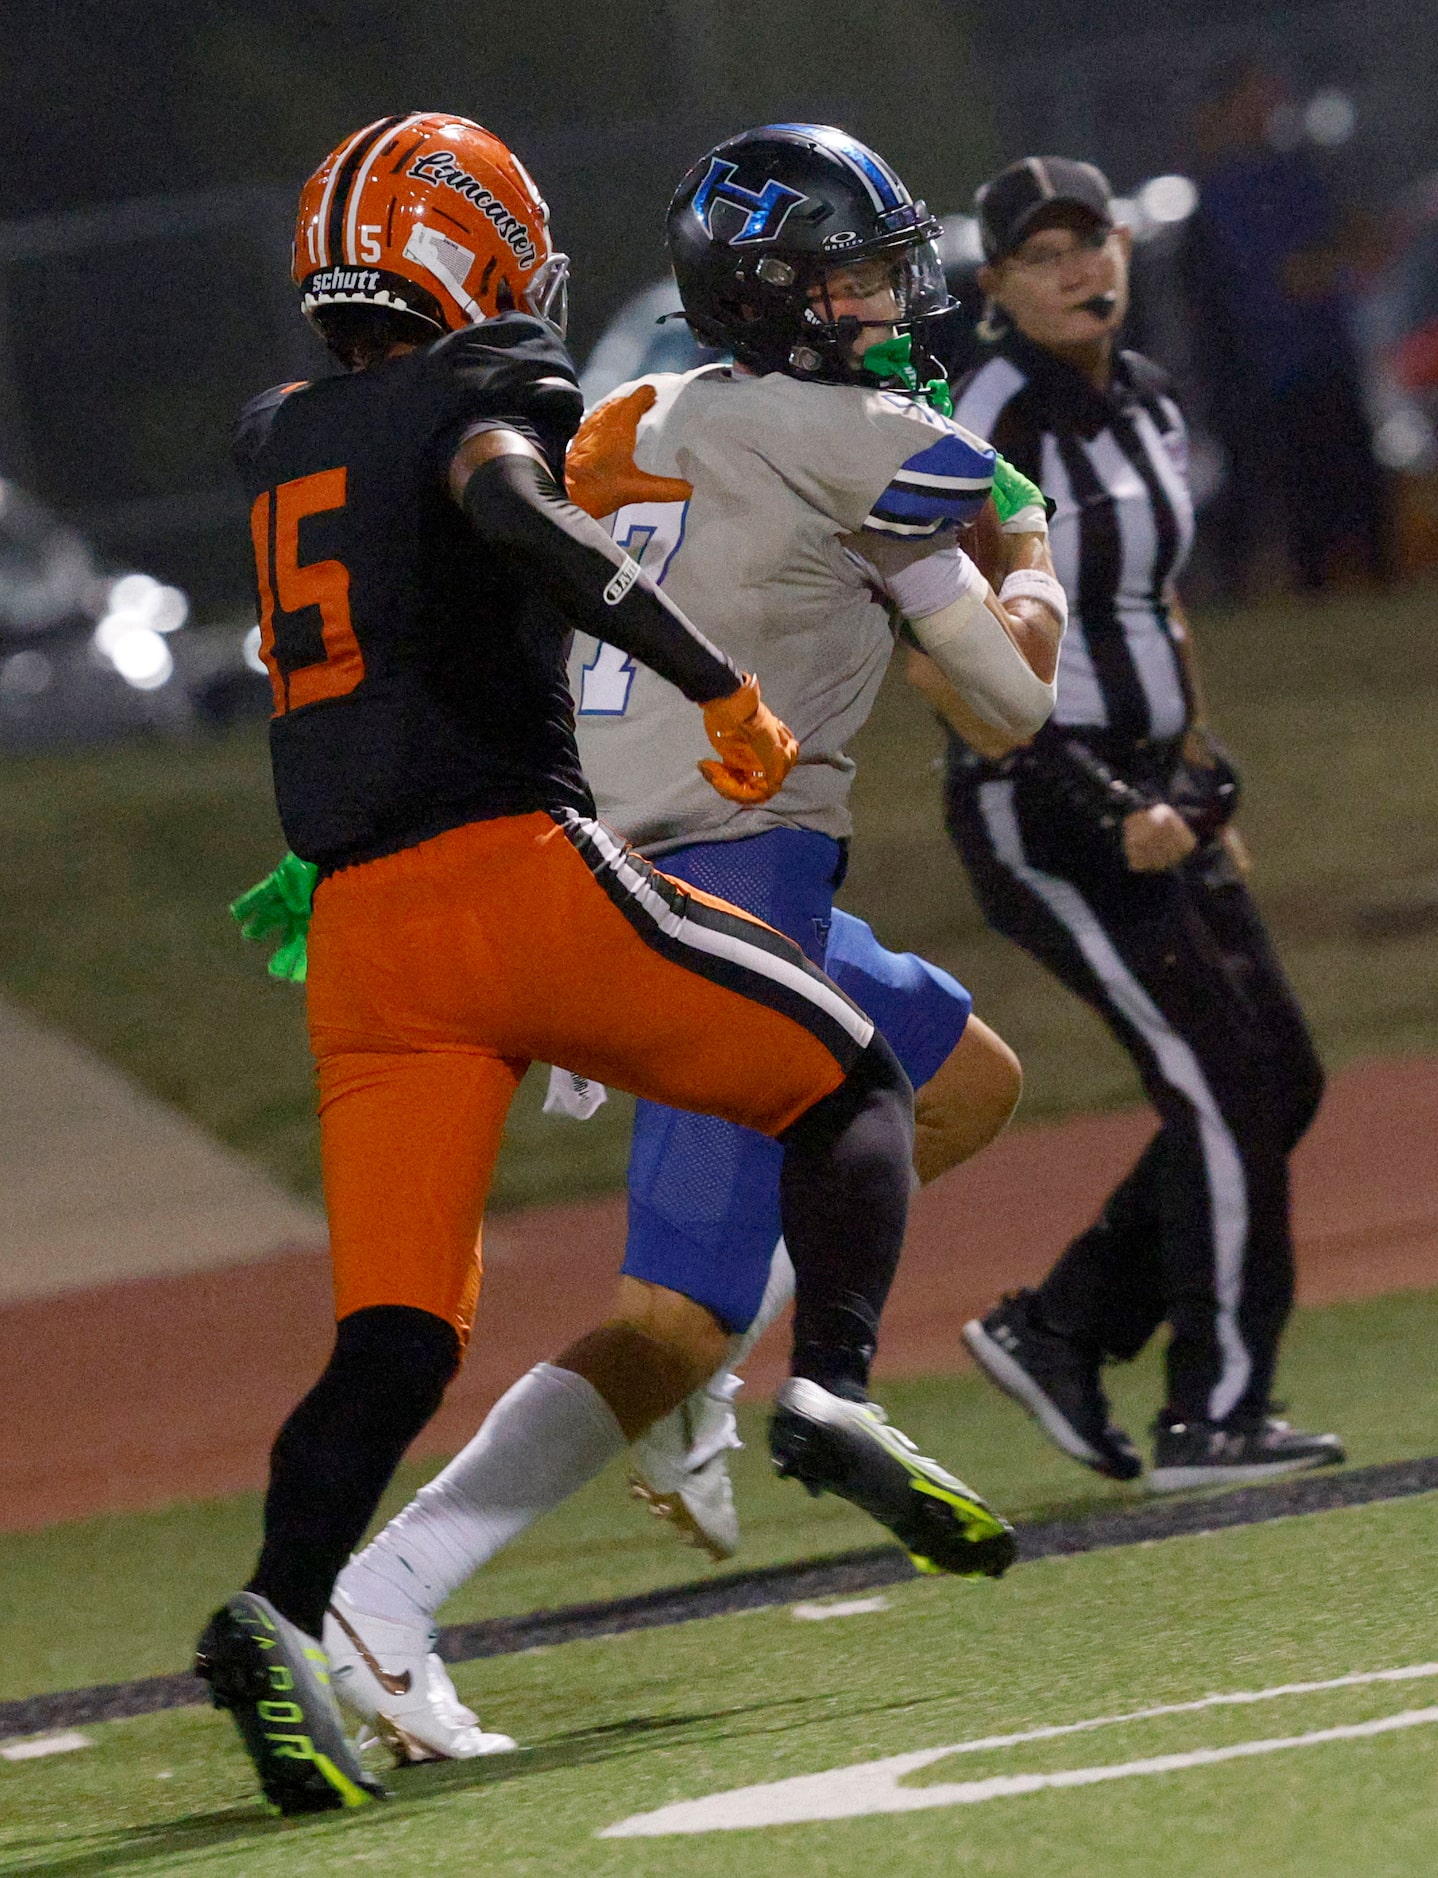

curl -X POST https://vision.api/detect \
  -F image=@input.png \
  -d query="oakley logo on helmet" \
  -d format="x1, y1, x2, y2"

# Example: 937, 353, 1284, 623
691, 159, 807, 246
408, 149, 538, 266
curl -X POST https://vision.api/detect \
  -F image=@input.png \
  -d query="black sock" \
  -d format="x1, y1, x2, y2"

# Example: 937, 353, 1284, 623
778, 1033, 913, 1398
246, 1305, 459, 1638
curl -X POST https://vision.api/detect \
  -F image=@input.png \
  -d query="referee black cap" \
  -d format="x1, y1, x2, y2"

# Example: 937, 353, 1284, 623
976, 157, 1113, 262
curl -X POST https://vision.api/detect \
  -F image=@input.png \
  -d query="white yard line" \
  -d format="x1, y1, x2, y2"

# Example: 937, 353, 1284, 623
1, 1731, 92, 1762
601, 1663, 1438, 1837
791, 1597, 890, 1622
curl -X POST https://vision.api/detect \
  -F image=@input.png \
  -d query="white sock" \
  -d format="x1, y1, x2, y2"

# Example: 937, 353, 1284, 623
337, 1362, 625, 1626
726, 1237, 796, 1370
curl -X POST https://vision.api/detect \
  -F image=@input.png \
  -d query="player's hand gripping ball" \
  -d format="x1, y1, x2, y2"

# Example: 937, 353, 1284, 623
700, 675, 799, 804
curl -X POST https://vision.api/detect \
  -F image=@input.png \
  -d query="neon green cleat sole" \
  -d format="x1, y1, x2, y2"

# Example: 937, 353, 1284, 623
196, 1592, 387, 1815
770, 1379, 1017, 1579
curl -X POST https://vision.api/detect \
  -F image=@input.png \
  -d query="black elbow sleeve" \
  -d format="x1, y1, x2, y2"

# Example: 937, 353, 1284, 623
460, 452, 740, 704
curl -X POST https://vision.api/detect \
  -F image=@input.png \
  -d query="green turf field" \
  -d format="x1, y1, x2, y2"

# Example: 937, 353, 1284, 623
4, 1286, 1436, 1703
4, 1490, 1438, 1875
4, 1288, 1438, 1870
1, 581, 1435, 1210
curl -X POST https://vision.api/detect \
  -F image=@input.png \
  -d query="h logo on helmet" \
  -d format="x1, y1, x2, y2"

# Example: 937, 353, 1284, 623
691, 159, 807, 245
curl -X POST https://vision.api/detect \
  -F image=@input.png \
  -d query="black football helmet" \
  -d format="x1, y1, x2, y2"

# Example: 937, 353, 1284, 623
666, 124, 952, 383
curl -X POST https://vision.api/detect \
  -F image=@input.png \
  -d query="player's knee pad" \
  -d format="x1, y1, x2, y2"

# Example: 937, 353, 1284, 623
779, 1030, 913, 1157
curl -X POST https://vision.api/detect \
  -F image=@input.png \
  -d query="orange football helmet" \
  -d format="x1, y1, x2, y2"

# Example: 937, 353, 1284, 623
292, 113, 568, 338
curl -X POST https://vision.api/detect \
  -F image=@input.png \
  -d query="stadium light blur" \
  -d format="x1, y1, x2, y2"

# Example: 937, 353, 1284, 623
106, 626, 173, 690
1374, 407, 1435, 471
1137, 175, 1199, 226
0, 649, 52, 697
91, 571, 188, 689
1304, 89, 1358, 148
103, 573, 188, 633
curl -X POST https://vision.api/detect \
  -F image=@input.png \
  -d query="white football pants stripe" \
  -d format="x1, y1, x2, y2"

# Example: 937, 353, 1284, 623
570, 814, 874, 1051
978, 781, 1251, 1420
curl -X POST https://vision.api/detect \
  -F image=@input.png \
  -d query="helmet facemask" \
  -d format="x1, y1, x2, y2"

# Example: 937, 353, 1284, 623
522, 251, 571, 338
790, 236, 950, 383
682, 227, 952, 386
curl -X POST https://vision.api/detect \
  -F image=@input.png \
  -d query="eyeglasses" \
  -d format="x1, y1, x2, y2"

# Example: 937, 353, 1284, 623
1004, 226, 1113, 275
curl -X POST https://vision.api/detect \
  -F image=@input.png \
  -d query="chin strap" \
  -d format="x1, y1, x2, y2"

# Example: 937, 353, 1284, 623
230, 851, 318, 984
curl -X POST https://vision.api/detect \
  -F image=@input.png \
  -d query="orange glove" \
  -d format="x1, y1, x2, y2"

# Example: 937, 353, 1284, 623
699, 675, 799, 804
565, 384, 693, 518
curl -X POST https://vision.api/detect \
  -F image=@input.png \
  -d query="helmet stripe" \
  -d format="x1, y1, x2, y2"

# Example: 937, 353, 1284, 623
326, 115, 407, 273
313, 120, 380, 269
345, 112, 426, 263
819, 132, 906, 212
765, 123, 907, 212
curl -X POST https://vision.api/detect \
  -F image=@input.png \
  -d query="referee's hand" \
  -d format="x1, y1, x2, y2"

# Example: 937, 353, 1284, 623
1123, 804, 1197, 872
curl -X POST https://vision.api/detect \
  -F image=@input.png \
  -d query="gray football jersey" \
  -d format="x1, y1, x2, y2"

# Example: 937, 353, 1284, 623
568, 364, 994, 856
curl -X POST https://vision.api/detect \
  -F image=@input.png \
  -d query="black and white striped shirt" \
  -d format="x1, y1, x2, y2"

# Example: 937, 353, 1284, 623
953, 330, 1196, 745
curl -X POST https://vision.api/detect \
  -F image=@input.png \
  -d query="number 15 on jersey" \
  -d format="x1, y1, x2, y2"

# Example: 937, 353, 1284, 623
577, 498, 688, 716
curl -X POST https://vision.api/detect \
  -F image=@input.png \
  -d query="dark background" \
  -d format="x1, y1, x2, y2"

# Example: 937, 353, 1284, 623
0, 0, 1429, 609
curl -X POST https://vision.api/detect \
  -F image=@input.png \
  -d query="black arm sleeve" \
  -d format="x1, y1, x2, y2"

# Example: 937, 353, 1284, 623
1015, 726, 1239, 841
459, 450, 742, 706
1013, 730, 1157, 832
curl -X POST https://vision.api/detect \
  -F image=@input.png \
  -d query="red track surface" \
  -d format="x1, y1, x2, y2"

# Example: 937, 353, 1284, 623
3, 1056, 1435, 1531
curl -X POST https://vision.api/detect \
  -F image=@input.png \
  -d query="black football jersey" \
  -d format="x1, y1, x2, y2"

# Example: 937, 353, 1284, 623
233, 314, 594, 871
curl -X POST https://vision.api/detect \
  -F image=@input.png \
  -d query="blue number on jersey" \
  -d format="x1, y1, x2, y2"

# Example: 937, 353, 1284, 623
578, 499, 689, 716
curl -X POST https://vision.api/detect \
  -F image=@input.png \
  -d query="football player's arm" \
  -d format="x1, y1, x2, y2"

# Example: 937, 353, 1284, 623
450, 426, 796, 802
850, 496, 1063, 742
900, 494, 1060, 757
854, 428, 1061, 739
450, 426, 738, 701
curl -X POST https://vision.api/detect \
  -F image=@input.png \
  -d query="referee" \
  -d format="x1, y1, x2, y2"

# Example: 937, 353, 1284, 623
916, 157, 1343, 1491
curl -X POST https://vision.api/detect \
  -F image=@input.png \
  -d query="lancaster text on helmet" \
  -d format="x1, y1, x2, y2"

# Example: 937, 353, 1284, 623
408, 150, 538, 267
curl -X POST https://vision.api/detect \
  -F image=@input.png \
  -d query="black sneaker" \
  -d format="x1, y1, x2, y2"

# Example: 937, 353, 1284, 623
1148, 1415, 1346, 1493
962, 1291, 1142, 1482
770, 1378, 1017, 1578
196, 1592, 387, 1816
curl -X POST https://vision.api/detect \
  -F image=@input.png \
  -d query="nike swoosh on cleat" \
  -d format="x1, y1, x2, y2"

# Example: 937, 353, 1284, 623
326, 1604, 412, 1697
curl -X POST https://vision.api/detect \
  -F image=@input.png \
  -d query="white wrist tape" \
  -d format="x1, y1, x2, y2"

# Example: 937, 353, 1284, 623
1001, 502, 1049, 536
907, 572, 1058, 739
998, 568, 1068, 629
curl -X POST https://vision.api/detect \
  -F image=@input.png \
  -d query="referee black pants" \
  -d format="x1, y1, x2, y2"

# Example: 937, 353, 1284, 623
945, 772, 1323, 1426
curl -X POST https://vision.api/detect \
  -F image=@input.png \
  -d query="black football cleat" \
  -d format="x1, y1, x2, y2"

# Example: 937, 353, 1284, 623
196, 1592, 387, 1816
770, 1378, 1016, 1578
1149, 1414, 1345, 1493
963, 1290, 1142, 1482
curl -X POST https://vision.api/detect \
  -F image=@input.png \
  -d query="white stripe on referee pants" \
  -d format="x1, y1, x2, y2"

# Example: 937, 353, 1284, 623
569, 814, 875, 1050
978, 781, 1251, 1420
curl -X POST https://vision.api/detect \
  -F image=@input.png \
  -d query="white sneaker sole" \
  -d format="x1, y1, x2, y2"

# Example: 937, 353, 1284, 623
1147, 1453, 1336, 1494
962, 1318, 1109, 1472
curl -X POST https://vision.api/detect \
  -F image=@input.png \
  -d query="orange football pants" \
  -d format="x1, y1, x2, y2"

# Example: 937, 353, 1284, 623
306, 810, 871, 1344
